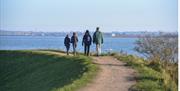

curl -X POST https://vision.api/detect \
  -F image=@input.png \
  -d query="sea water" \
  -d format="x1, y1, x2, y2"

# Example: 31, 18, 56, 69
0, 36, 140, 56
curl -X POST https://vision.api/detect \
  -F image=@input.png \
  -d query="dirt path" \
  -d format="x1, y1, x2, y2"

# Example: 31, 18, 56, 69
79, 56, 136, 91
36, 51, 136, 91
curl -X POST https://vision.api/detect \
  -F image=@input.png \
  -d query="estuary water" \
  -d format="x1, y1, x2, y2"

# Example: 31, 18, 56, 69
0, 36, 140, 56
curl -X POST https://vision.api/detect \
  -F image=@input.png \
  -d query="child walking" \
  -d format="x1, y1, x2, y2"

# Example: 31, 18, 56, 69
64, 34, 70, 55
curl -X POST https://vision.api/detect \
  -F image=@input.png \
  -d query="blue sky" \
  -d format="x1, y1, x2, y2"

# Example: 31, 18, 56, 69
0, 0, 178, 32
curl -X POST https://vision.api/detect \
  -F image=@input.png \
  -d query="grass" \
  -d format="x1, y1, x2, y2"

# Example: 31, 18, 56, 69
0, 50, 98, 91
112, 53, 177, 91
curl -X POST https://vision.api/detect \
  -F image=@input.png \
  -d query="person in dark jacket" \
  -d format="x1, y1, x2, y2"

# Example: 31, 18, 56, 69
64, 34, 71, 55
71, 32, 78, 56
82, 30, 92, 56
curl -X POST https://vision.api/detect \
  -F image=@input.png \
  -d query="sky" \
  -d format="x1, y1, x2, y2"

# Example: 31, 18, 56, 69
0, 0, 178, 32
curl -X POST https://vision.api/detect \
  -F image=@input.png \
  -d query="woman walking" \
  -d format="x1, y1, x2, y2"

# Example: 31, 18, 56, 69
82, 30, 92, 56
71, 32, 78, 56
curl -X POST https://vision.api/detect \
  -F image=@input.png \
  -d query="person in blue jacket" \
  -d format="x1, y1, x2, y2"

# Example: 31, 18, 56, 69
82, 30, 92, 56
64, 34, 70, 55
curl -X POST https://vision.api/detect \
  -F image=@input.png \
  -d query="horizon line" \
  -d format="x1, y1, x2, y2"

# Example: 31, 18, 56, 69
0, 29, 178, 33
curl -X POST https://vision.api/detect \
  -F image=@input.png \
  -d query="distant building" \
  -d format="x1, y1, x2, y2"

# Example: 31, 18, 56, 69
111, 33, 116, 37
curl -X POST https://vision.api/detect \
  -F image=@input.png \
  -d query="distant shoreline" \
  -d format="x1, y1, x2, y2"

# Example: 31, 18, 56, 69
0, 30, 177, 38
0, 35, 141, 38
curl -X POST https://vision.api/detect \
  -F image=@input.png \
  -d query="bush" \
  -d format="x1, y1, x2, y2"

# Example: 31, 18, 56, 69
114, 54, 177, 91
148, 61, 162, 72
134, 32, 178, 91
130, 80, 164, 91
134, 33, 178, 63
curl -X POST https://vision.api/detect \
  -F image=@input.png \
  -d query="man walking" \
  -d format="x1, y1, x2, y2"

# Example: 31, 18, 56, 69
93, 27, 103, 56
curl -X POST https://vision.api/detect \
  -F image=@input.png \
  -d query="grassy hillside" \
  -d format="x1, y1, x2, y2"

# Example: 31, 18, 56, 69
0, 50, 97, 91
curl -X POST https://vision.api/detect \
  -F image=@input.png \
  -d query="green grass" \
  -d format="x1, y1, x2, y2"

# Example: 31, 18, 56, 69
0, 50, 98, 91
113, 54, 177, 91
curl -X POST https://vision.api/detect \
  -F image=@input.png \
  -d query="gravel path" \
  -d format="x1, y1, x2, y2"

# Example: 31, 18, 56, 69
79, 56, 136, 91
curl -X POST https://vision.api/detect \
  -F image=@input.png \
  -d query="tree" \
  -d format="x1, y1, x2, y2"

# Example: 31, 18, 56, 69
134, 32, 178, 63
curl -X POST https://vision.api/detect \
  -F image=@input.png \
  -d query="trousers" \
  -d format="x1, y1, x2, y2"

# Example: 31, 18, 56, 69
96, 44, 101, 56
84, 45, 90, 56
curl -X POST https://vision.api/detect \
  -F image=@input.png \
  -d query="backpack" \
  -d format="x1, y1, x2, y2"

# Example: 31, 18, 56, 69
87, 35, 91, 42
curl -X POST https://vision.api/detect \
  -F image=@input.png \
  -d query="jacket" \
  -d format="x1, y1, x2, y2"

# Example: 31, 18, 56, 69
93, 31, 103, 44
82, 34, 92, 46
71, 35, 78, 45
64, 36, 70, 47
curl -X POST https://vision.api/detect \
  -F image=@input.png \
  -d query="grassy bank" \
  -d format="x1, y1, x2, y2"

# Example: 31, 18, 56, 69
112, 53, 178, 91
0, 50, 98, 91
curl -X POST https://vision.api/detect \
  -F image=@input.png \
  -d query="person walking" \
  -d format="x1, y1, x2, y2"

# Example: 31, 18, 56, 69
71, 32, 78, 56
64, 34, 71, 55
93, 27, 103, 56
82, 30, 92, 56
